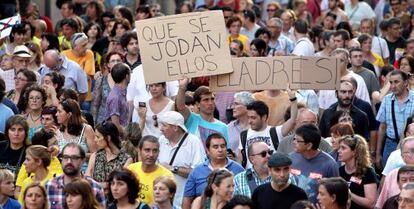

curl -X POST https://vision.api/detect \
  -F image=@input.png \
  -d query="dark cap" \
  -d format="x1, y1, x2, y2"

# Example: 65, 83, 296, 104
268, 152, 292, 168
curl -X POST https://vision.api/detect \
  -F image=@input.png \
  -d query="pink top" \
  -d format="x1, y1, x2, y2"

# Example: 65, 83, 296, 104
376, 168, 400, 209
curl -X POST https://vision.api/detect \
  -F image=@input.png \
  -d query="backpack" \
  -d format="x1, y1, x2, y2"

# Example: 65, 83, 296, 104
240, 127, 278, 168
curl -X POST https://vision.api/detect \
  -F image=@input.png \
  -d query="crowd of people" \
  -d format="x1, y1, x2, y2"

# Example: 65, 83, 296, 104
1, 0, 414, 209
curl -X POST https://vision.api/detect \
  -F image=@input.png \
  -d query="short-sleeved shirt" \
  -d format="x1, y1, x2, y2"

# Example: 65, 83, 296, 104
234, 168, 272, 197
16, 156, 63, 187
252, 183, 308, 209
39, 56, 88, 94
0, 142, 26, 176
339, 166, 378, 209
105, 85, 128, 127
289, 151, 339, 203
353, 68, 380, 97
45, 175, 106, 209
345, 1, 375, 28
127, 162, 174, 205
0, 103, 14, 133
158, 133, 206, 206
376, 91, 414, 139
185, 112, 229, 150
2, 198, 21, 209
292, 37, 315, 56
183, 159, 244, 198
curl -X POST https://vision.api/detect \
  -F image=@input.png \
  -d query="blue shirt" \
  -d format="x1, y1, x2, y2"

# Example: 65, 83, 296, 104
183, 158, 244, 197
185, 112, 230, 149
376, 91, 414, 139
267, 34, 295, 56
105, 85, 128, 127
0, 103, 14, 133
2, 198, 20, 209
39, 56, 88, 94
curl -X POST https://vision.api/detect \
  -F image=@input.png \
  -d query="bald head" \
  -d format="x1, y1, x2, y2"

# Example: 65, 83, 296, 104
43, 50, 61, 69
348, 39, 360, 49
296, 108, 318, 128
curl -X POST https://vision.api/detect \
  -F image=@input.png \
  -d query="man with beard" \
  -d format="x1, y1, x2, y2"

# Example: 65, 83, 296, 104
127, 135, 174, 205
319, 80, 369, 139
45, 143, 105, 209
252, 152, 307, 209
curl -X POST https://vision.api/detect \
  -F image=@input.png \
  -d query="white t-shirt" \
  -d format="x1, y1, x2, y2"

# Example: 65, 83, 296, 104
238, 125, 282, 168
318, 71, 371, 110
158, 133, 206, 206
292, 37, 315, 56
127, 65, 179, 122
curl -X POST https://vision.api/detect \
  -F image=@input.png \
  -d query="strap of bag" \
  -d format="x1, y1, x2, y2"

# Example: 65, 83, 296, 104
269, 127, 279, 150
246, 169, 258, 192
169, 132, 189, 165
391, 99, 400, 142
240, 130, 248, 168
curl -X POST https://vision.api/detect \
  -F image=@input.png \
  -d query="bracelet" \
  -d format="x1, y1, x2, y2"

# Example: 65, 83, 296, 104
289, 97, 297, 102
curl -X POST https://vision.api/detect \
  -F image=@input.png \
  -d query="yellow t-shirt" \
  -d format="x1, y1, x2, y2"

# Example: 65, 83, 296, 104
227, 34, 249, 53
127, 162, 174, 205
18, 171, 57, 203
58, 36, 72, 50
16, 157, 63, 187
62, 49, 96, 101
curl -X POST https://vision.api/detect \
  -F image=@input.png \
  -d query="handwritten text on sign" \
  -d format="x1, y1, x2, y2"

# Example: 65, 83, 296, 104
209, 56, 341, 91
135, 11, 233, 84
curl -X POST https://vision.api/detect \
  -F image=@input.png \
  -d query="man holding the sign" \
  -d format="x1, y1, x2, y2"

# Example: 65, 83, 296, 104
175, 77, 229, 149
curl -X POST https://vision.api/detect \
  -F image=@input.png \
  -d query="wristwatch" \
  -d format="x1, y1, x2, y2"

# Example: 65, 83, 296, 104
173, 166, 179, 174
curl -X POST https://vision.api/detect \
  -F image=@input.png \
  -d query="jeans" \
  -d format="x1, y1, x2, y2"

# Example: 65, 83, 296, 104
382, 138, 398, 166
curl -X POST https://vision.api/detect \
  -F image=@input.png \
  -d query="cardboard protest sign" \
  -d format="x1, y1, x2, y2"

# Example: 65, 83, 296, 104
135, 11, 233, 84
210, 56, 341, 91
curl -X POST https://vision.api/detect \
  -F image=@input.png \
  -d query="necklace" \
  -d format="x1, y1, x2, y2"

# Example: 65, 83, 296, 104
29, 113, 42, 122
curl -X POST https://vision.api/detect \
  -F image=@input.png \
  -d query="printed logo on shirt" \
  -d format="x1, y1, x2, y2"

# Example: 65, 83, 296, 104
309, 172, 323, 180
350, 176, 362, 185
291, 168, 301, 176
246, 136, 272, 147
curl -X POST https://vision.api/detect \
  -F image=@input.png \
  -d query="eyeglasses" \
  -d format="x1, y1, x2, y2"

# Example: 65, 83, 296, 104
153, 115, 158, 127
397, 196, 414, 204
61, 155, 82, 161
251, 149, 274, 157
293, 136, 306, 143
29, 96, 42, 101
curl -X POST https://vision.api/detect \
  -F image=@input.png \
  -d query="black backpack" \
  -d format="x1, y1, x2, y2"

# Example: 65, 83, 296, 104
240, 127, 279, 168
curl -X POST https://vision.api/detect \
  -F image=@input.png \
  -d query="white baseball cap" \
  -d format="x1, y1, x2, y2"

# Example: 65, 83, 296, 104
158, 111, 188, 132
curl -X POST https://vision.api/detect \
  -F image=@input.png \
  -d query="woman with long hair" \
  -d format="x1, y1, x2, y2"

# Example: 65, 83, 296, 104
0, 115, 30, 177
107, 168, 150, 209
153, 176, 178, 209
7, 69, 37, 106
338, 135, 377, 209
86, 121, 132, 192
91, 51, 124, 124
191, 169, 234, 209
21, 183, 48, 209
55, 99, 96, 159
328, 123, 354, 163
138, 82, 174, 137
22, 85, 47, 140
317, 177, 350, 209
64, 178, 100, 209
84, 23, 102, 50
18, 145, 55, 203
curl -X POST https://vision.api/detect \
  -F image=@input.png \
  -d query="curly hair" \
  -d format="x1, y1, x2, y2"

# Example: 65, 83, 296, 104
23, 84, 47, 110
339, 135, 371, 177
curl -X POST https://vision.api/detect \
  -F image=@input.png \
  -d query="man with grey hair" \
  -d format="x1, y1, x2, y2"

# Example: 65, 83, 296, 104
62, 32, 95, 111
377, 137, 414, 209
227, 91, 255, 154
40, 49, 88, 102
399, 182, 414, 209
266, 17, 294, 56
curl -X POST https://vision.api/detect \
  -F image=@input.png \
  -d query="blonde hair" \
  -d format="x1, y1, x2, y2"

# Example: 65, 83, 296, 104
0, 169, 14, 182
26, 145, 51, 168
339, 135, 371, 177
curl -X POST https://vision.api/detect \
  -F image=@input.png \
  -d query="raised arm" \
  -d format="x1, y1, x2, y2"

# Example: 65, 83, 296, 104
175, 77, 191, 121
281, 85, 297, 137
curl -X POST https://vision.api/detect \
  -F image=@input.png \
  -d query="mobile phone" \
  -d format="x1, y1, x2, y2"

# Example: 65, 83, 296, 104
139, 102, 146, 107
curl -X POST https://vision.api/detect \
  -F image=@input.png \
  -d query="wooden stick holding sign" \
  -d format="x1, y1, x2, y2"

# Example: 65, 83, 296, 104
209, 56, 341, 91
135, 10, 233, 84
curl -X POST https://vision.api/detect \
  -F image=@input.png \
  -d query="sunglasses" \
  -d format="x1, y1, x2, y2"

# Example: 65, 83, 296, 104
251, 149, 274, 157
153, 115, 158, 127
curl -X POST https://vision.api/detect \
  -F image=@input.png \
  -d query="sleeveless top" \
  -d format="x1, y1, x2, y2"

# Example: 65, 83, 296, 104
56, 124, 88, 153
204, 197, 212, 209
92, 149, 130, 182
142, 99, 174, 137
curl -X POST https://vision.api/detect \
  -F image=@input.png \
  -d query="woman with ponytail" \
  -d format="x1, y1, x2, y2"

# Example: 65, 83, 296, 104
338, 135, 377, 209
191, 169, 234, 209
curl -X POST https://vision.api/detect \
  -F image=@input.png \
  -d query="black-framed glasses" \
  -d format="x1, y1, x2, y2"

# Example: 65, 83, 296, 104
61, 155, 82, 161
153, 115, 158, 127
251, 149, 274, 157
